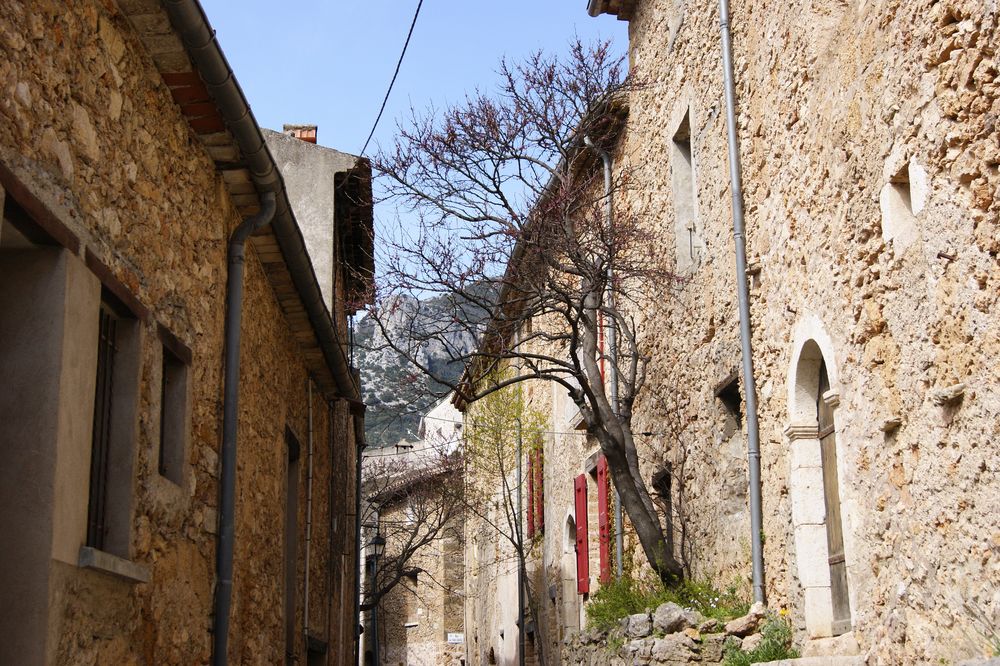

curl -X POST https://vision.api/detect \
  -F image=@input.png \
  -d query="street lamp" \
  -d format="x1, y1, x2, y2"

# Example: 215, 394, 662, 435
370, 533, 386, 665
371, 533, 386, 558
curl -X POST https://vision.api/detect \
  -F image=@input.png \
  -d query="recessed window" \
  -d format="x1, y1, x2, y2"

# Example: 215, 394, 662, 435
284, 427, 301, 661
714, 370, 742, 439
652, 468, 674, 555
671, 109, 703, 274
879, 163, 920, 250
157, 328, 190, 485
87, 291, 141, 557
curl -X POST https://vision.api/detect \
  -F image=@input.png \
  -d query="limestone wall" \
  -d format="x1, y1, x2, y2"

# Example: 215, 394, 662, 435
0, 1, 359, 663
609, 0, 998, 663
378, 494, 464, 666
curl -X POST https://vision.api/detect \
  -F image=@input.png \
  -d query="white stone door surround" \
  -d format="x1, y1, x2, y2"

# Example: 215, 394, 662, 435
786, 315, 856, 638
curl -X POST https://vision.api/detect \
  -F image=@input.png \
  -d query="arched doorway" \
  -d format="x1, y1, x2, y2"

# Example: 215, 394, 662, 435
561, 515, 580, 637
787, 326, 853, 638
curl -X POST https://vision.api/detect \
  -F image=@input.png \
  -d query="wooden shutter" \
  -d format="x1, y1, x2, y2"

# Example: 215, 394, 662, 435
597, 455, 611, 584
574, 474, 590, 594
535, 449, 544, 534
818, 360, 851, 634
527, 452, 535, 539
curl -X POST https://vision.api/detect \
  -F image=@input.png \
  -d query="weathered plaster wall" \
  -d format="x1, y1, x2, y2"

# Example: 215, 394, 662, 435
611, 0, 998, 663
0, 1, 358, 664
263, 129, 360, 315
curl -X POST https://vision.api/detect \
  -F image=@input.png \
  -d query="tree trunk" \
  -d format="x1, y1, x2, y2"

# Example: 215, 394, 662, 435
598, 431, 683, 585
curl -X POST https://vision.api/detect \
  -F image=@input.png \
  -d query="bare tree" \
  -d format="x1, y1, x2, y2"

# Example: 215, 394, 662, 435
370, 40, 683, 583
361, 452, 464, 615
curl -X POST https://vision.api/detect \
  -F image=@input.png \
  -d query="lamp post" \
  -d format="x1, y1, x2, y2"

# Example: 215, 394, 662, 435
370, 533, 386, 666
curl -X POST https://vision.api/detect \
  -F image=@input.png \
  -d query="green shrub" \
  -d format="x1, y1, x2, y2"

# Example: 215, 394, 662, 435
722, 614, 798, 666
674, 579, 750, 622
585, 574, 750, 633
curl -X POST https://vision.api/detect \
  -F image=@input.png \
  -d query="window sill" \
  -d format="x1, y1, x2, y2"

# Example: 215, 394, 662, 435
78, 546, 150, 584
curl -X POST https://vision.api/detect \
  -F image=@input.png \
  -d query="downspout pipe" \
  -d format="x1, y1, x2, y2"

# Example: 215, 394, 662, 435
352, 404, 367, 666
304, 379, 314, 646
583, 136, 625, 581
718, 0, 765, 604
215, 191, 277, 665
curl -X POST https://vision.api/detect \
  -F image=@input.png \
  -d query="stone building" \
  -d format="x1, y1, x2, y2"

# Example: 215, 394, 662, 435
460, 0, 998, 664
0, 1, 372, 664
360, 397, 465, 666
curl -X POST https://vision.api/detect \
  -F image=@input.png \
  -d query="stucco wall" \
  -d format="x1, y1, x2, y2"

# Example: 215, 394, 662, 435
0, 2, 359, 664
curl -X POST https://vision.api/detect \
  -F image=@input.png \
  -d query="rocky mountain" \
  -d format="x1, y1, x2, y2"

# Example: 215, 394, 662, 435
354, 290, 490, 448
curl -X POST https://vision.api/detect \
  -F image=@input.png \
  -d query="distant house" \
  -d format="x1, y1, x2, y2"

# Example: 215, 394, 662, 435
0, 2, 371, 664
360, 394, 465, 666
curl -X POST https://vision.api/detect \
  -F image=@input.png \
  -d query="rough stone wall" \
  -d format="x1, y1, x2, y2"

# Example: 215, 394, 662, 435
608, 0, 999, 664
0, 1, 359, 664
379, 497, 464, 666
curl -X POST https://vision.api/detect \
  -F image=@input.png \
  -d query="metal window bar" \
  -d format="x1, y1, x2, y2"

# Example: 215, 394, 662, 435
159, 351, 169, 476
86, 305, 118, 550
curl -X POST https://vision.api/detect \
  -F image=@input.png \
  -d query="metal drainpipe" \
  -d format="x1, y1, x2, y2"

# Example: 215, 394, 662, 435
584, 136, 625, 581
325, 401, 335, 666
719, 0, 765, 604
352, 406, 367, 666
304, 378, 315, 648
215, 191, 277, 666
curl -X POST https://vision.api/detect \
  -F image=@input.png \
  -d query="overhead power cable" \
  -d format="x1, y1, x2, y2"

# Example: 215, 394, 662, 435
359, 0, 424, 157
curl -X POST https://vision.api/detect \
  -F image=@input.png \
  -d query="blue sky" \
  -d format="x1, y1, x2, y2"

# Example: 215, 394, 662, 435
200, 0, 627, 158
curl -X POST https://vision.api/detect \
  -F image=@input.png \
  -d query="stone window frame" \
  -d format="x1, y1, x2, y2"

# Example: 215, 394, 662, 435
878, 152, 929, 253
785, 314, 857, 638
666, 95, 705, 275
0, 167, 150, 585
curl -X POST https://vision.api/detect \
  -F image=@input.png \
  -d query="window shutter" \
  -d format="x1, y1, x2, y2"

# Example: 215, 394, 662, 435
527, 451, 535, 539
597, 455, 611, 584
574, 474, 590, 594
535, 449, 544, 534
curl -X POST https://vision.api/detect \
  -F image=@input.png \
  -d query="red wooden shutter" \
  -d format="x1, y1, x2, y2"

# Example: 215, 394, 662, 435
535, 449, 544, 534
597, 455, 611, 584
527, 452, 535, 539
574, 474, 590, 594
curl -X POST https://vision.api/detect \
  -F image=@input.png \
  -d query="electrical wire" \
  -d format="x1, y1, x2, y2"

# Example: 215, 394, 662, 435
359, 0, 424, 157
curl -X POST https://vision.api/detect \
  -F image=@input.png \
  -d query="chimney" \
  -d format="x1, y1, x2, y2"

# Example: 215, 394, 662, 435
283, 124, 317, 144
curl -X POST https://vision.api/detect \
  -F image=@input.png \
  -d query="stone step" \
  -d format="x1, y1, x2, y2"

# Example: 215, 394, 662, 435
755, 658, 864, 666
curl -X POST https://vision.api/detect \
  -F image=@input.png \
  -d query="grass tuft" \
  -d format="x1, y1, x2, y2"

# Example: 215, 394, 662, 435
586, 574, 750, 633
722, 614, 798, 666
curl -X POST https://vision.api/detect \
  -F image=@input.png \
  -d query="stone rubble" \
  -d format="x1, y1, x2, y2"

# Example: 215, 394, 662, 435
563, 602, 772, 665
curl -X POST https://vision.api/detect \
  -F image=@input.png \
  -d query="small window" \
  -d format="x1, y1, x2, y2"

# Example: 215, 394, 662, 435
87, 292, 141, 557
157, 329, 190, 485
879, 163, 919, 250
671, 109, 703, 274
714, 370, 742, 439
284, 427, 301, 662
652, 468, 674, 556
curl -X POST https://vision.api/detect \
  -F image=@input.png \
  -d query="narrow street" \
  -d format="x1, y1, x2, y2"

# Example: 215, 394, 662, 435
0, 1, 997, 665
